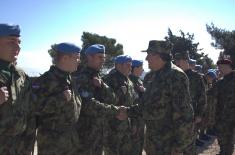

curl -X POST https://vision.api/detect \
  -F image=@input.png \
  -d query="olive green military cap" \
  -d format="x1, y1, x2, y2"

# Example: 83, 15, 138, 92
142, 40, 171, 54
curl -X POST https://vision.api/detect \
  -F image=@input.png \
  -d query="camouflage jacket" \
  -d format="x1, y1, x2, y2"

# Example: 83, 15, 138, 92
184, 69, 207, 118
213, 71, 235, 124
128, 62, 194, 152
0, 59, 35, 151
103, 69, 137, 130
129, 74, 144, 99
73, 66, 118, 117
33, 66, 81, 132
72, 66, 118, 148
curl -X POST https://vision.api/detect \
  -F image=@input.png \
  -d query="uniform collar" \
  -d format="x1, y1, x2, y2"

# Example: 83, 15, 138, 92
49, 65, 70, 79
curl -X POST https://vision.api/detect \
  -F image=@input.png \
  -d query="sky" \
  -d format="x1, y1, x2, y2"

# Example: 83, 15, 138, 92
1, 0, 235, 75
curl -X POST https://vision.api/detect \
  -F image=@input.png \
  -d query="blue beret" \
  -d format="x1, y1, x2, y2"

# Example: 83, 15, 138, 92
132, 60, 143, 68
53, 42, 81, 54
206, 69, 217, 80
114, 55, 132, 64
189, 59, 196, 65
85, 44, 105, 55
0, 23, 20, 37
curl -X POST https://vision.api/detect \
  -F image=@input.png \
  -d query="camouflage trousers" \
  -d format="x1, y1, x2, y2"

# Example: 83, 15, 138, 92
104, 130, 133, 155
144, 129, 173, 155
37, 127, 79, 155
130, 119, 145, 155
0, 134, 29, 155
76, 117, 103, 155
183, 123, 198, 155
216, 122, 235, 155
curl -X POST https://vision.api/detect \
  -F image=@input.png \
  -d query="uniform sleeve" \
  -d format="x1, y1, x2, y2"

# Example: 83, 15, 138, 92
80, 97, 118, 117
77, 74, 118, 117
171, 72, 194, 152
20, 77, 37, 152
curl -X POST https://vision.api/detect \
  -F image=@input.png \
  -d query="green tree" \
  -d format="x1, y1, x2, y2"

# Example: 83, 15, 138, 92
81, 32, 124, 70
206, 23, 235, 68
165, 28, 215, 71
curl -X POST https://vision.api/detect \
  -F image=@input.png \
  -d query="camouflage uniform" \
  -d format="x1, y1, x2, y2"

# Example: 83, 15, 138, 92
213, 71, 235, 155
103, 69, 137, 155
184, 69, 207, 155
129, 74, 145, 155
128, 62, 194, 155
33, 66, 81, 155
0, 59, 36, 155
143, 71, 154, 88
73, 66, 118, 155
184, 69, 207, 123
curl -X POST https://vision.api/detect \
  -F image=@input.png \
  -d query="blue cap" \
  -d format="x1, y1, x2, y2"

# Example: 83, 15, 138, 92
85, 44, 105, 55
114, 55, 132, 64
206, 69, 217, 80
0, 23, 20, 37
53, 42, 81, 54
132, 60, 143, 68
189, 59, 196, 65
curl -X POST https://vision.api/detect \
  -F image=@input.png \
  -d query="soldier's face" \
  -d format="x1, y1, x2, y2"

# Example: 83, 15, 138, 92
0, 36, 20, 62
146, 53, 162, 71
133, 65, 144, 77
117, 61, 132, 76
64, 53, 81, 72
218, 64, 230, 76
87, 53, 105, 70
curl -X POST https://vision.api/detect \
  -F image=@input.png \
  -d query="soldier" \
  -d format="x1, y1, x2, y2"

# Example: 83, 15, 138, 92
174, 51, 207, 154
204, 69, 217, 136
33, 43, 82, 155
127, 40, 194, 155
129, 59, 145, 155
103, 55, 137, 155
0, 23, 35, 155
72, 44, 125, 155
213, 59, 235, 155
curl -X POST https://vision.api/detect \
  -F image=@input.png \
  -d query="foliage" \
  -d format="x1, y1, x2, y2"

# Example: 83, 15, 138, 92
165, 28, 215, 70
206, 23, 235, 68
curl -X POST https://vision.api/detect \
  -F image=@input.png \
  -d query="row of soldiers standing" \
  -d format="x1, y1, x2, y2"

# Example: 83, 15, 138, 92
0, 23, 234, 155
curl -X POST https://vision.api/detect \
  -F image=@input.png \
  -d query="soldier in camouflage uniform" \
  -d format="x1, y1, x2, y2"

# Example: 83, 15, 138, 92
103, 55, 137, 155
129, 59, 145, 155
212, 59, 235, 155
0, 23, 36, 155
204, 69, 217, 134
127, 40, 194, 155
33, 43, 82, 155
174, 51, 207, 154
72, 44, 123, 155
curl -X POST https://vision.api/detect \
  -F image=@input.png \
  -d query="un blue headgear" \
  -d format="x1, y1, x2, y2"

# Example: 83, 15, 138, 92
132, 60, 143, 68
114, 55, 132, 64
206, 69, 217, 80
53, 43, 81, 54
189, 59, 196, 65
85, 44, 105, 55
0, 23, 20, 37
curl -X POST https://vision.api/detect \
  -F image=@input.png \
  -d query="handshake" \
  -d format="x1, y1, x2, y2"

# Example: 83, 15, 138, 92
116, 106, 128, 120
